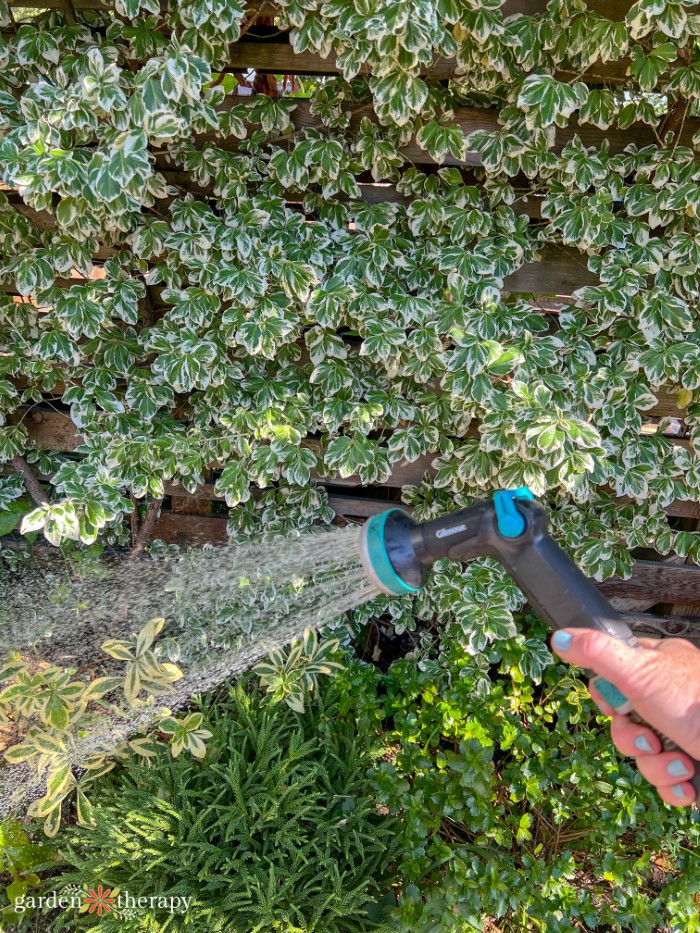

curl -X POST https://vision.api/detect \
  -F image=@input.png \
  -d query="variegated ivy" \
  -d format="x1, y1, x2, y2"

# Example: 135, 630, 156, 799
1, 0, 700, 654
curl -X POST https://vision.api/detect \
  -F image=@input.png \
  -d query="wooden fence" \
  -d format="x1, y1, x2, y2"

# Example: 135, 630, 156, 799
3, 0, 700, 625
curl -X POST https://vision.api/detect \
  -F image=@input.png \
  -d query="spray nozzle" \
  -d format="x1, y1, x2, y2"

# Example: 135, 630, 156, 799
358, 489, 537, 597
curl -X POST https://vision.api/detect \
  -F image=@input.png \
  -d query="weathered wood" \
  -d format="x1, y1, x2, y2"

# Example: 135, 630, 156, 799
609, 553, 689, 613
6, 0, 653, 21
153, 511, 230, 546
11, 409, 83, 452
2, 17, 636, 83
200, 100, 700, 168
169, 494, 212, 516
619, 610, 700, 634
507, 245, 598, 292
503, 0, 638, 17
652, 385, 688, 419
0, 246, 598, 299
599, 560, 700, 606
226, 34, 633, 84
6, 408, 696, 515
3, 179, 543, 229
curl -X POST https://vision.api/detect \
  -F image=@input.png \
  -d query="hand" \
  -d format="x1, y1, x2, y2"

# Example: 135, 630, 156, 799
550, 628, 700, 807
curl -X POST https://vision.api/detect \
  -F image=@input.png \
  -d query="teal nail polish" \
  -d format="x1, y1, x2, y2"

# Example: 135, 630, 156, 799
591, 677, 630, 711
667, 759, 690, 778
672, 784, 687, 800
634, 736, 652, 753
552, 631, 572, 651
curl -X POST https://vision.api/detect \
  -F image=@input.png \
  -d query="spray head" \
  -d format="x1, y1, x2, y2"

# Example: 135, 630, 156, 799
358, 509, 427, 596
358, 489, 537, 596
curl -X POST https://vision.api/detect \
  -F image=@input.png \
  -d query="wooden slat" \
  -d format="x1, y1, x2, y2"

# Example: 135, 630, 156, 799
3, 181, 543, 227
599, 561, 700, 606
6, 408, 697, 516
153, 511, 230, 546
7, 0, 637, 15
618, 610, 700, 636
226, 35, 633, 84
1, 21, 638, 84
648, 385, 687, 419
191, 99, 700, 168
503, 0, 637, 17
10, 410, 83, 452
7, 365, 686, 425
0, 246, 597, 298
507, 246, 597, 292
158, 476, 700, 522
229, 36, 458, 79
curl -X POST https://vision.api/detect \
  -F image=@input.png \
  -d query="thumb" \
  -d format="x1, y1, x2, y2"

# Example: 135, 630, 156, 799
550, 628, 659, 708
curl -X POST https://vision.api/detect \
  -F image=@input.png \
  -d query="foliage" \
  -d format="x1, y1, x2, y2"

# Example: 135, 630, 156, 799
0, 0, 698, 586
0, 618, 200, 837
254, 627, 344, 712
336, 612, 700, 933
101, 616, 183, 706
0, 819, 56, 924
49, 678, 400, 932
2, 1, 700, 928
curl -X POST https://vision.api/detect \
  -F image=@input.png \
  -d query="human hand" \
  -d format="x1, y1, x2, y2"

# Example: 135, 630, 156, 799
550, 628, 700, 807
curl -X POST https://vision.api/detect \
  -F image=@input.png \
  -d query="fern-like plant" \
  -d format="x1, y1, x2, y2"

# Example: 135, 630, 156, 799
48, 677, 399, 932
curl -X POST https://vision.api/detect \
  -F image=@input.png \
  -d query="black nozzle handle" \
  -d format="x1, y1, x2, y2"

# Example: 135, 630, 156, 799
414, 499, 700, 802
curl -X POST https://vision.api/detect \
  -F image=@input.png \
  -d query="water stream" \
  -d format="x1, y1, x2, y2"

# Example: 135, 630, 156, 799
0, 524, 382, 814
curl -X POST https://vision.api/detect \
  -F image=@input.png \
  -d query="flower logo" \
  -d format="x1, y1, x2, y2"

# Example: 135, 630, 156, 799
83, 885, 116, 916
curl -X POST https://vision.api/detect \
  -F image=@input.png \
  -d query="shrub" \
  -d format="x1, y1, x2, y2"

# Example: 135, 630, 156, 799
337, 611, 700, 933
0, 0, 699, 585
0, 616, 197, 838
0, 819, 56, 924
48, 677, 399, 932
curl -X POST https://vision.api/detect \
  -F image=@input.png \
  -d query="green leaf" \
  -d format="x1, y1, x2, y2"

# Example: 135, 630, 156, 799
101, 640, 135, 661
6, 880, 27, 905
214, 460, 251, 508
4, 744, 36, 764
517, 75, 588, 128
44, 694, 71, 731
629, 42, 678, 90
135, 617, 166, 655
123, 664, 141, 705
75, 788, 96, 828
0, 512, 20, 536
415, 120, 466, 163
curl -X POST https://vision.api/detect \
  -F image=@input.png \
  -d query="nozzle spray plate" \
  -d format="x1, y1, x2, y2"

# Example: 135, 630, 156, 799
359, 510, 422, 597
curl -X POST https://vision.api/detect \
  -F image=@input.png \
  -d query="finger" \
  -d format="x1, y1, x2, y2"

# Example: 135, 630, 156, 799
653, 637, 700, 656
634, 750, 695, 787
656, 782, 696, 807
636, 637, 664, 650
610, 715, 662, 756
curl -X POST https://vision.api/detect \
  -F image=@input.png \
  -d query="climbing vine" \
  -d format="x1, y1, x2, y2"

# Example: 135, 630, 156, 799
0, 0, 700, 598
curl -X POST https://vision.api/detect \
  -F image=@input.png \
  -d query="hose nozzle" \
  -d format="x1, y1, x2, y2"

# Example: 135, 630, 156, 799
358, 490, 535, 596
358, 509, 426, 596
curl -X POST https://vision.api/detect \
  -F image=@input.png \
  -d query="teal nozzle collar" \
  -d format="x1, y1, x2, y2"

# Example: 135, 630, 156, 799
360, 509, 422, 596
493, 487, 534, 538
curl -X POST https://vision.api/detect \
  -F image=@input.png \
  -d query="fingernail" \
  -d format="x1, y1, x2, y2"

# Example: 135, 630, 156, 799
667, 759, 690, 778
634, 735, 653, 753
672, 784, 687, 799
592, 677, 630, 711
552, 631, 572, 651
